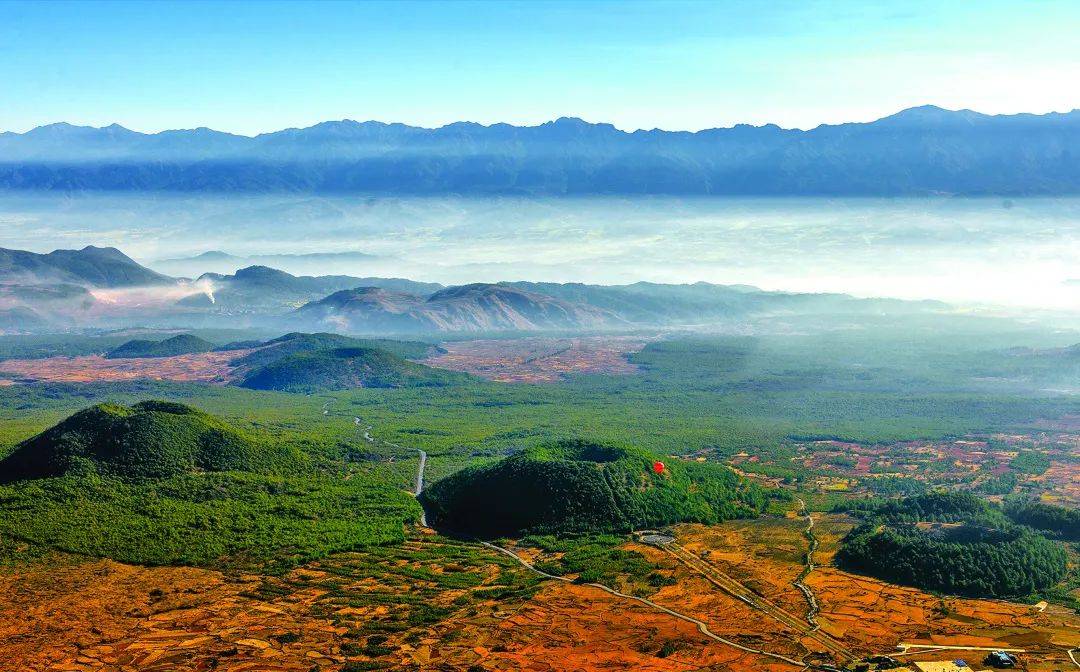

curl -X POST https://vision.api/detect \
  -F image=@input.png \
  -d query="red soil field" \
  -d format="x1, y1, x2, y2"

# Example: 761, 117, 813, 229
0, 351, 254, 385
423, 336, 651, 383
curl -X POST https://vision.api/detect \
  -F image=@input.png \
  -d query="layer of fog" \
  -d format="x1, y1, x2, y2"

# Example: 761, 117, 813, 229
2, 192, 1078, 312
89, 279, 216, 308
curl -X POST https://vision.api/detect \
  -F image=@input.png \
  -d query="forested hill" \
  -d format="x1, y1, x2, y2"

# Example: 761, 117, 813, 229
420, 439, 767, 538
3, 106, 1080, 195
836, 492, 1068, 598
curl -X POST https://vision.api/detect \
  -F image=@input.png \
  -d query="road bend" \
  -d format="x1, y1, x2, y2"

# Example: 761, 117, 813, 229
661, 542, 853, 663
354, 416, 428, 526
793, 498, 822, 631
480, 541, 843, 671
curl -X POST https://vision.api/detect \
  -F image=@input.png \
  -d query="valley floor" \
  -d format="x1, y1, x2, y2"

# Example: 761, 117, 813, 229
4, 515, 1077, 672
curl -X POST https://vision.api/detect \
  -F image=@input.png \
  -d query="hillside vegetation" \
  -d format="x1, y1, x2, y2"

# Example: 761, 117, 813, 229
239, 346, 468, 393
0, 400, 300, 480
0, 472, 420, 567
105, 334, 216, 359
420, 439, 768, 538
837, 492, 1067, 598
0, 398, 422, 567
231, 332, 434, 370
1005, 498, 1080, 541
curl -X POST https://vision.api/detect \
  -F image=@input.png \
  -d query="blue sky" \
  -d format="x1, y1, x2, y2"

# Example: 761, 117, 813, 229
2, 0, 1078, 134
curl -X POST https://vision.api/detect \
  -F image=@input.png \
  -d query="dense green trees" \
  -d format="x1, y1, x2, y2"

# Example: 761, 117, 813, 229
0, 472, 420, 567
105, 334, 215, 359
837, 492, 1068, 598
853, 491, 997, 524
238, 346, 469, 393
0, 400, 301, 480
230, 332, 434, 370
0, 399, 420, 568
420, 439, 767, 538
1005, 498, 1080, 540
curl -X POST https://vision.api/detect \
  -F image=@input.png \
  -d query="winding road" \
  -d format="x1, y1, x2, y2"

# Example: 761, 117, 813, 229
339, 401, 839, 668
660, 540, 853, 663
480, 540, 840, 671
354, 415, 428, 525
793, 498, 822, 631
321, 402, 1070, 669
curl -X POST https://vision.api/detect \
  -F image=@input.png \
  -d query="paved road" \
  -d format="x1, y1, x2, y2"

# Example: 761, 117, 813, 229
1068, 648, 1079, 669
412, 447, 428, 527
414, 448, 427, 496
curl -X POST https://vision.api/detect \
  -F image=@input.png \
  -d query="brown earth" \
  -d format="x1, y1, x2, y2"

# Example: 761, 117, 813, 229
3, 518, 1078, 672
0, 350, 253, 385
422, 336, 651, 383
0, 540, 799, 672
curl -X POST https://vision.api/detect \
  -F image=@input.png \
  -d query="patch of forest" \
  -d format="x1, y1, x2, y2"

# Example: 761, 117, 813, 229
836, 492, 1068, 598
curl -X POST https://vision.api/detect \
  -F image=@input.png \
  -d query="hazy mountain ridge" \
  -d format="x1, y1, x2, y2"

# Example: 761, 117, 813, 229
184, 265, 443, 312
0, 244, 955, 335
3, 106, 1080, 194
150, 250, 386, 277
0, 246, 172, 288
294, 283, 619, 333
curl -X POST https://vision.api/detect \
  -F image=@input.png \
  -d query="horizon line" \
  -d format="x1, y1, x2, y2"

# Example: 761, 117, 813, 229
5, 104, 1080, 139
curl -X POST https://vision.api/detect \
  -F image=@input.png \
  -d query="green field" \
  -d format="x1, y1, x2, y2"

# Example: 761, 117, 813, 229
1, 329, 1078, 574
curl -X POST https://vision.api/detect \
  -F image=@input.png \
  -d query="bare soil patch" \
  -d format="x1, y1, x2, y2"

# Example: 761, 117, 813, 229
0, 351, 253, 385
422, 336, 651, 383
3, 519, 1078, 671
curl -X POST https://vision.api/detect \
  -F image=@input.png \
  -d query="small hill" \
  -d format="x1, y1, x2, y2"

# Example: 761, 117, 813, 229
1004, 498, 1080, 541
238, 346, 467, 393
230, 332, 435, 371
837, 492, 1067, 598
0, 306, 49, 332
0, 400, 300, 481
105, 333, 216, 359
419, 440, 766, 538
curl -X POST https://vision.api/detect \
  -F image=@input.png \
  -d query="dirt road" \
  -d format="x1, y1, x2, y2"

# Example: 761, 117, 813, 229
480, 540, 824, 670
662, 541, 853, 663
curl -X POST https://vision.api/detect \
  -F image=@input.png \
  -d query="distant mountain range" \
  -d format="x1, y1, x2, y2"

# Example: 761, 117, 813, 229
151, 250, 383, 277
181, 265, 442, 312
0, 246, 171, 288
295, 284, 617, 333
2, 106, 1079, 195
0, 244, 950, 335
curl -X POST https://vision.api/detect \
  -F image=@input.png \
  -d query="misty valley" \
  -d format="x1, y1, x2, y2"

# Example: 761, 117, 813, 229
4, 5, 1080, 667
1, 223, 1079, 671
